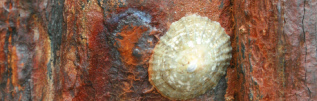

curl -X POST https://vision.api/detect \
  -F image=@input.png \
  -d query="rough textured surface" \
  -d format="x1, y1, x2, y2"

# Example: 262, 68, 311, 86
0, 0, 316, 101
226, 0, 317, 100
148, 14, 232, 100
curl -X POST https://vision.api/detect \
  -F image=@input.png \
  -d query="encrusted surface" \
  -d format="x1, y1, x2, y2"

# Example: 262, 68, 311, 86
149, 14, 232, 100
226, 0, 317, 100
0, 0, 316, 101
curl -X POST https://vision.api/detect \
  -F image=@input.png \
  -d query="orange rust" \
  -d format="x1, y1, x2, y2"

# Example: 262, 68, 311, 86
0, 0, 316, 100
225, 0, 286, 100
116, 25, 148, 66
11, 45, 18, 88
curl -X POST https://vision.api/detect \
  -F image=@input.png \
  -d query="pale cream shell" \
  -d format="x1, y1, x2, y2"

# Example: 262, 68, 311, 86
148, 14, 232, 100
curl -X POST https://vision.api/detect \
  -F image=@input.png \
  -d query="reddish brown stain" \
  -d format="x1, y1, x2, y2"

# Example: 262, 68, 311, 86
226, 0, 317, 101
31, 20, 51, 100
0, 0, 316, 101
0, 26, 6, 82
85, 4, 112, 101
226, 0, 281, 100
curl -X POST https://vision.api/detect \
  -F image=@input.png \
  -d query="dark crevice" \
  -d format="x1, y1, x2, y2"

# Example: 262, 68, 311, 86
302, 0, 306, 43
47, 0, 65, 80
301, 0, 312, 99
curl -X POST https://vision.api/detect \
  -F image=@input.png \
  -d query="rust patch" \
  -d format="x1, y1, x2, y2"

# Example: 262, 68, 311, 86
31, 17, 51, 100
116, 25, 148, 66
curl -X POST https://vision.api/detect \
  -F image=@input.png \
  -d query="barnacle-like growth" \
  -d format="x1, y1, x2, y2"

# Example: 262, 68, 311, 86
148, 14, 232, 100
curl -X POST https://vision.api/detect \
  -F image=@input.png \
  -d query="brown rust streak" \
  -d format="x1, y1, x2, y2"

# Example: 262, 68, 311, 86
226, 0, 281, 100
85, 1, 112, 101
59, 0, 93, 100
31, 15, 51, 100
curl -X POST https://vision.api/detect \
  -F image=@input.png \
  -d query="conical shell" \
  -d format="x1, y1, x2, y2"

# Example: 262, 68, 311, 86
148, 14, 232, 100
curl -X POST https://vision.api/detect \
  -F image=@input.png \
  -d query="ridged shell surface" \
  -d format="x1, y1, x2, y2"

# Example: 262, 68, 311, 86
148, 14, 232, 100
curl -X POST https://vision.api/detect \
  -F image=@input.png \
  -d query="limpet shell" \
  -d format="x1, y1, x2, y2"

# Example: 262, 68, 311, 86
148, 14, 232, 100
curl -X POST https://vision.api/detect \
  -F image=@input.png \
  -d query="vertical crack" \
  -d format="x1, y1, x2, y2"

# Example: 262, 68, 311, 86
302, 0, 312, 99
277, 0, 287, 99
302, 0, 306, 52
315, 23, 317, 58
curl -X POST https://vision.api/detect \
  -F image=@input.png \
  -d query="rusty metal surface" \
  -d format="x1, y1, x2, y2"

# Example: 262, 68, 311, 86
226, 0, 317, 100
0, 0, 316, 101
